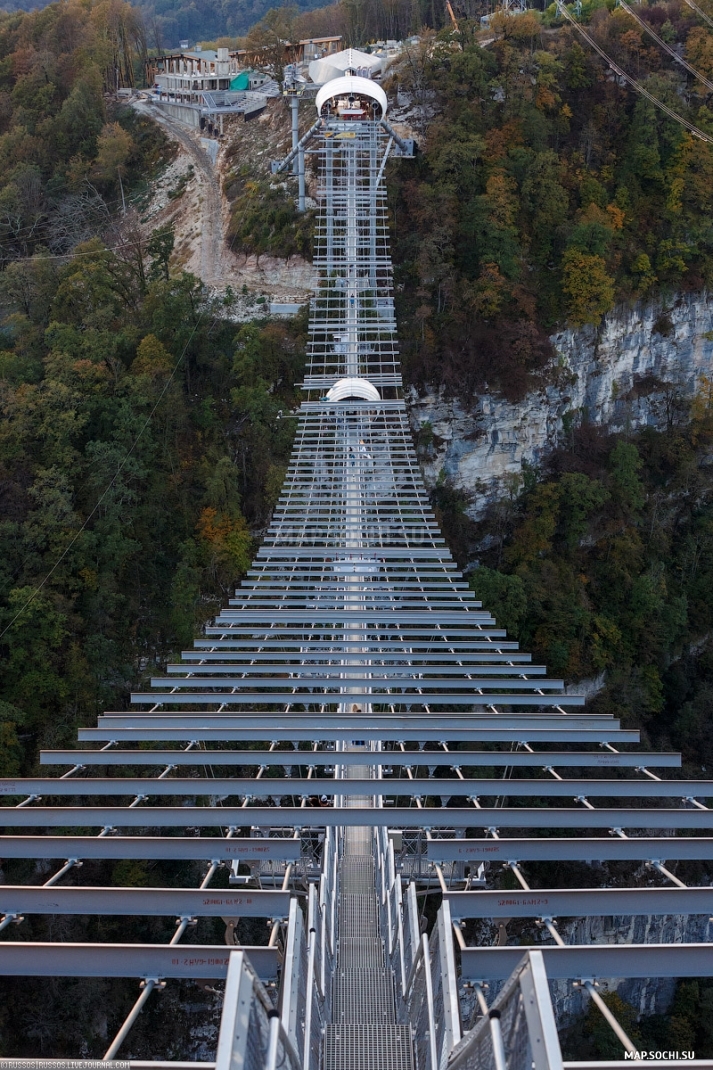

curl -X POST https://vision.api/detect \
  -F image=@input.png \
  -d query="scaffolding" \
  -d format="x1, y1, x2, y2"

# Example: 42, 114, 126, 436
2, 69, 713, 1070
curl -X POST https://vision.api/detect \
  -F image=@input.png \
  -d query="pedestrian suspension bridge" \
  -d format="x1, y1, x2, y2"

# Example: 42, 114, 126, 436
2, 65, 713, 1070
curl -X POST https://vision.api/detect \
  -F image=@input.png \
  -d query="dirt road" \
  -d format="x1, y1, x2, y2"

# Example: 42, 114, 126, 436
133, 98, 225, 287
131, 96, 314, 305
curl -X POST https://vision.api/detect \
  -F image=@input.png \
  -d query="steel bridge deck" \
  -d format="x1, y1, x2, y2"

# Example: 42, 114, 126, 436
2, 104, 712, 1070
324, 764, 414, 1070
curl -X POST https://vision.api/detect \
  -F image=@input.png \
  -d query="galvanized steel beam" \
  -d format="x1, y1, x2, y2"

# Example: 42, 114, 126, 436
103, 715, 600, 730
0, 944, 278, 980
446, 886, 713, 919
0, 887, 290, 917
0, 835, 301, 861
1, 777, 707, 798
129, 693, 584, 706
427, 836, 713, 862
78, 728, 640, 743
459, 944, 713, 981
40, 750, 680, 769
0, 807, 710, 828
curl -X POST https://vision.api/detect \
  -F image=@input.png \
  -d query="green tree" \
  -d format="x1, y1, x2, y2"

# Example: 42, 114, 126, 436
609, 441, 645, 513
94, 121, 135, 211
469, 566, 527, 637
561, 248, 615, 326
147, 222, 175, 282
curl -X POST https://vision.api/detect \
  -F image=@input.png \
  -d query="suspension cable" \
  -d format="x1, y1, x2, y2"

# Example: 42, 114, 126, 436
556, 0, 713, 144
617, 0, 713, 94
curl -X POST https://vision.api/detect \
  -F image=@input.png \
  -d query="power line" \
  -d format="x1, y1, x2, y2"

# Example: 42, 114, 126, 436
0, 236, 152, 264
682, 0, 713, 31
557, 0, 713, 144
618, 0, 713, 95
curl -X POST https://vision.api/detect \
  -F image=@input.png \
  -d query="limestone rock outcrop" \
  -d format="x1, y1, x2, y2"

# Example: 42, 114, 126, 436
409, 293, 713, 517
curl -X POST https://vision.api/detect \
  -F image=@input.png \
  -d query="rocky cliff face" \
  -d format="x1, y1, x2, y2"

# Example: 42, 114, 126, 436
551, 911, 713, 1021
458, 913, 712, 1032
409, 292, 713, 518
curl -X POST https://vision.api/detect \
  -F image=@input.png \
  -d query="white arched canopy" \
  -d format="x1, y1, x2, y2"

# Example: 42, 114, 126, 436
309, 47, 383, 86
315, 76, 388, 120
326, 378, 381, 402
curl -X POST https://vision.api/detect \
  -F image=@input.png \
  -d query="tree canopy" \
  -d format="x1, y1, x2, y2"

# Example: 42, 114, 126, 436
389, 5, 713, 399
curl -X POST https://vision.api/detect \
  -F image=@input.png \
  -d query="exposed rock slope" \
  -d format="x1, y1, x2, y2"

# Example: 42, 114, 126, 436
410, 293, 713, 516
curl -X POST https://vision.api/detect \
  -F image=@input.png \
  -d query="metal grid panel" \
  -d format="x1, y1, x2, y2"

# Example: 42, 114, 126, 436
323, 1025, 415, 1070
333, 969, 395, 1023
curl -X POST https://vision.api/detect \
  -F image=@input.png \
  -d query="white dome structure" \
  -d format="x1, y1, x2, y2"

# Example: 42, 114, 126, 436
315, 76, 388, 120
309, 46, 383, 86
326, 378, 381, 402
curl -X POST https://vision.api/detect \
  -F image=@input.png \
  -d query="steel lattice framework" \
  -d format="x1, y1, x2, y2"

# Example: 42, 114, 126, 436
2, 78, 713, 1070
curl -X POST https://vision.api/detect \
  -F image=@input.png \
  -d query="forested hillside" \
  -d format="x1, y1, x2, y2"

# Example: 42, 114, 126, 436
0, 0, 306, 773
0, 0, 160, 257
463, 399, 713, 776
0, 247, 305, 765
0, 0, 712, 1055
2, 0, 713, 775
383, 5, 713, 816
389, 5, 713, 399
0, 0, 440, 51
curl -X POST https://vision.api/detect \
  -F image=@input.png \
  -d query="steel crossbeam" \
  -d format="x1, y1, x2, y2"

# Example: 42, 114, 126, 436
459, 944, 713, 981
0, 807, 711, 828
40, 749, 680, 768
193, 639, 520, 649
201, 624, 511, 633
0, 887, 291, 917
209, 611, 494, 622
427, 836, 713, 862
1, 777, 707, 798
242, 576, 470, 585
0, 836, 302, 860
78, 727, 640, 742
252, 549, 457, 558
202, 627, 510, 638
148, 674, 560, 687
446, 886, 713, 918
101, 714, 602, 728
177, 652, 531, 662
0, 944, 278, 979
163, 664, 548, 676
130, 693, 584, 705
231, 600, 474, 608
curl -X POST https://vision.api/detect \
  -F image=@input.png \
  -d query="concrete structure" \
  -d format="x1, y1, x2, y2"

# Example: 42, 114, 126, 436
154, 46, 236, 103
234, 35, 343, 69
150, 48, 277, 132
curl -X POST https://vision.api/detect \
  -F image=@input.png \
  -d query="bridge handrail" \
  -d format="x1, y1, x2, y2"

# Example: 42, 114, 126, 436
447, 949, 562, 1070
215, 950, 300, 1070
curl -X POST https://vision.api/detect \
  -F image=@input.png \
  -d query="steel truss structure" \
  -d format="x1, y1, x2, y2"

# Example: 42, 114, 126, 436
3, 71, 713, 1070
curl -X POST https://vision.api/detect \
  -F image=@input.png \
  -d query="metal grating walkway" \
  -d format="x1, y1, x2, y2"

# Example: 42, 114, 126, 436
325, 766, 415, 1070
324, 1026, 414, 1070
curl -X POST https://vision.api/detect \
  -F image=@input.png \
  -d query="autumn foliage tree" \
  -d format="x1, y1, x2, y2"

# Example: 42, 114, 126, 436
561, 247, 615, 326
388, 5, 713, 398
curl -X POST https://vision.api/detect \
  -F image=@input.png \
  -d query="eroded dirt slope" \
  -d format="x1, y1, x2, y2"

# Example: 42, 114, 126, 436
133, 96, 313, 310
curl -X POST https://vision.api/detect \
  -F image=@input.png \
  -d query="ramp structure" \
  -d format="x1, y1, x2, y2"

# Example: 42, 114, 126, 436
2, 65, 713, 1070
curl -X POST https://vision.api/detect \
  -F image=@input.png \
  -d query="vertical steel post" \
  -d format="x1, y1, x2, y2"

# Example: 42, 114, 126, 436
290, 94, 299, 176
326, 138, 334, 267
298, 144, 306, 213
